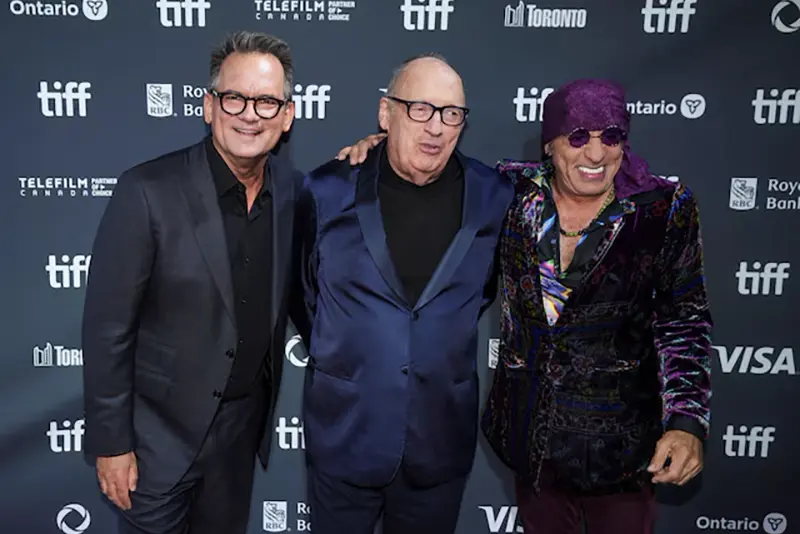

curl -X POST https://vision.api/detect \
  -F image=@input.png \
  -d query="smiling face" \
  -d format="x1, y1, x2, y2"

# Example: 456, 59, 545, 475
379, 57, 466, 183
203, 51, 294, 169
546, 130, 624, 198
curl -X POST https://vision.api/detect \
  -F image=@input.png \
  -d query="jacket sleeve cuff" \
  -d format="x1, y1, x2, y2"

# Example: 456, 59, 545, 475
666, 414, 707, 441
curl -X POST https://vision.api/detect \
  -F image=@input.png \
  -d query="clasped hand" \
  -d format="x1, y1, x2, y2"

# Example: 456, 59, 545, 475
647, 430, 703, 486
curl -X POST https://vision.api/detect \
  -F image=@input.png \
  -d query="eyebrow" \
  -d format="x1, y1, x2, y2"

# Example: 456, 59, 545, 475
217, 89, 284, 100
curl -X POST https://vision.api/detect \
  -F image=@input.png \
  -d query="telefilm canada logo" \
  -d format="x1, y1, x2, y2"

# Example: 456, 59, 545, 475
9, 0, 107, 20
18, 175, 116, 198
254, 0, 357, 22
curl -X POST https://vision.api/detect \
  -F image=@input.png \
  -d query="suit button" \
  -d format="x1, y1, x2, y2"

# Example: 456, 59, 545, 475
411, 311, 419, 320
402, 367, 408, 375
226, 349, 234, 358
213, 390, 222, 398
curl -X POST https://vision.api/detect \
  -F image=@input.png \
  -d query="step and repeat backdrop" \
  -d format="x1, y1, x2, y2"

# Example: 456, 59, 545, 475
1, 0, 798, 533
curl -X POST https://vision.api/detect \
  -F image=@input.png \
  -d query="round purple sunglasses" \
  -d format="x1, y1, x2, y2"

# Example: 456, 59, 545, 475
567, 126, 627, 148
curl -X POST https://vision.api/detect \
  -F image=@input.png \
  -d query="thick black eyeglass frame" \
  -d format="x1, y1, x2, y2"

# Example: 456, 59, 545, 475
210, 89, 287, 120
385, 95, 469, 126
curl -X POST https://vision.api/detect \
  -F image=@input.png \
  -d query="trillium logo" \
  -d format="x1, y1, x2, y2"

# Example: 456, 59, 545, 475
764, 512, 788, 534
680, 93, 705, 118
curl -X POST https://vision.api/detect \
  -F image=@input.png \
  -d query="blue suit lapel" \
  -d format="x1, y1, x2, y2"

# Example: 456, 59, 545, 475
414, 152, 481, 311
354, 147, 408, 306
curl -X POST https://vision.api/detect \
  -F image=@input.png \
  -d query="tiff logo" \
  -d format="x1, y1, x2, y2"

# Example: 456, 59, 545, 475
401, 0, 454, 31
37, 81, 91, 117
722, 425, 775, 458
293, 84, 331, 119
642, 0, 697, 34
513, 87, 554, 122
735, 261, 790, 296
156, 0, 210, 27
752, 88, 800, 125
275, 416, 305, 449
47, 419, 84, 453
46, 254, 91, 289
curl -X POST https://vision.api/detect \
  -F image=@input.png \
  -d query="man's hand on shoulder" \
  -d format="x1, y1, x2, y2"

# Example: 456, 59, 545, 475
97, 451, 138, 510
647, 429, 703, 486
335, 133, 386, 165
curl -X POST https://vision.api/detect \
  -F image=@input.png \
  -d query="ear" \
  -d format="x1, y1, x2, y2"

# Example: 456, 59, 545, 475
203, 92, 213, 125
378, 97, 391, 132
282, 101, 295, 133
544, 141, 553, 157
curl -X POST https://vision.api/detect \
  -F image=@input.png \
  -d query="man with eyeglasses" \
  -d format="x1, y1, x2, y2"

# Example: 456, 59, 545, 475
81, 31, 302, 534
337, 78, 713, 533
292, 53, 513, 534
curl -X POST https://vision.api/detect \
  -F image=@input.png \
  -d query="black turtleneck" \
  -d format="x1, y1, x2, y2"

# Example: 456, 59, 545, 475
378, 150, 464, 306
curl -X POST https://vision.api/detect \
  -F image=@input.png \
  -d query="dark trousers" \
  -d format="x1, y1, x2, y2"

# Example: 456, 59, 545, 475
307, 462, 468, 534
117, 382, 268, 534
515, 463, 656, 534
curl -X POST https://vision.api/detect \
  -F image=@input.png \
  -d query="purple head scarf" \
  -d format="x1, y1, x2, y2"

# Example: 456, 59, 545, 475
541, 79, 658, 199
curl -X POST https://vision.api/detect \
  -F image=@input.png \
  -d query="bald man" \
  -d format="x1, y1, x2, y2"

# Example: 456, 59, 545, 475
293, 53, 514, 533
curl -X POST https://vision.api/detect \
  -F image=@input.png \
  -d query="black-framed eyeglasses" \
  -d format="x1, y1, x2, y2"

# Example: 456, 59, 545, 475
385, 96, 469, 126
567, 125, 627, 148
211, 89, 287, 120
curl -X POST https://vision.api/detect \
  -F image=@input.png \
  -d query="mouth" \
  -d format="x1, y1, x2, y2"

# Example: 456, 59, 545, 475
233, 127, 262, 137
577, 165, 605, 179
419, 142, 442, 155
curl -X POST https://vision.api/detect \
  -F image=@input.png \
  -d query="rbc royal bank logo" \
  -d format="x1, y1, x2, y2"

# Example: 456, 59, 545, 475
147, 84, 174, 117
56, 503, 91, 534
263, 501, 288, 532
729, 177, 758, 210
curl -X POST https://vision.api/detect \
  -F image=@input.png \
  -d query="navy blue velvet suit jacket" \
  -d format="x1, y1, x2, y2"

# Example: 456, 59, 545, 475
294, 143, 513, 487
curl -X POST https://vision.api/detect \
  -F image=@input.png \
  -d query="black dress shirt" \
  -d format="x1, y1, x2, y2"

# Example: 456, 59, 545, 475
378, 149, 464, 306
205, 136, 273, 400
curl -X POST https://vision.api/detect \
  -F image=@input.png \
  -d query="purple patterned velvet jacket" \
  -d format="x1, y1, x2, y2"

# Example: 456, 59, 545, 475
481, 160, 713, 495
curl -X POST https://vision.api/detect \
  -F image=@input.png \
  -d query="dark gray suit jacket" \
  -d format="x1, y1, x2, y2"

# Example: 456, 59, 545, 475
81, 139, 302, 491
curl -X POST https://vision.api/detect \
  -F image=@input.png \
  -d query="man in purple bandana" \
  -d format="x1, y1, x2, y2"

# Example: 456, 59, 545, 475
336, 78, 713, 533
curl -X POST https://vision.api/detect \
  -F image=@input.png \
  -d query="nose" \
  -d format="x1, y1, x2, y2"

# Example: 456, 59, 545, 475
424, 111, 444, 136
583, 136, 605, 163
239, 100, 260, 121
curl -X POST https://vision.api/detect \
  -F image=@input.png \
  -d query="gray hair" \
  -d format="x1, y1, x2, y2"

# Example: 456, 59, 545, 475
209, 31, 294, 100
386, 52, 450, 95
